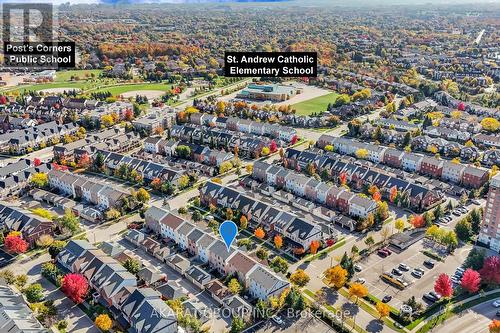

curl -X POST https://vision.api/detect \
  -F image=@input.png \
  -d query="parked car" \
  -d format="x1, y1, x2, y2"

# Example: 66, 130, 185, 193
414, 267, 425, 275
392, 268, 403, 276
356, 278, 366, 284
396, 277, 408, 287
424, 260, 435, 268
383, 247, 392, 255
399, 263, 410, 271
272, 316, 284, 325
382, 295, 392, 303
496, 310, 500, 317
423, 293, 438, 303
471, 199, 481, 205
412, 270, 423, 278
429, 291, 442, 300
378, 249, 389, 257
492, 300, 500, 308
354, 264, 363, 272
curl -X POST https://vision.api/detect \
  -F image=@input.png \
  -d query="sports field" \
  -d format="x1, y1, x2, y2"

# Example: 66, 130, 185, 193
291, 92, 339, 116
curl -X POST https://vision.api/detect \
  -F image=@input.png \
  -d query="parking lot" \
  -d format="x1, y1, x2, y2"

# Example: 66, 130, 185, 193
354, 239, 471, 310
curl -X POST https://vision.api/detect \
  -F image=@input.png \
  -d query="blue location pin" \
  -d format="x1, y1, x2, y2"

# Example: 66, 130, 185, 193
219, 220, 238, 251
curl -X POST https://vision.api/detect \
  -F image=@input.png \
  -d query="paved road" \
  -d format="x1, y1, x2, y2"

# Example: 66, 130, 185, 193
14, 253, 99, 333
434, 301, 498, 333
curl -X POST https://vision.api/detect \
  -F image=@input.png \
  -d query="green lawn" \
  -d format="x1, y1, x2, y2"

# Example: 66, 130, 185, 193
291, 92, 339, 116
91, 83, 173, 96
55, 69, 103, 82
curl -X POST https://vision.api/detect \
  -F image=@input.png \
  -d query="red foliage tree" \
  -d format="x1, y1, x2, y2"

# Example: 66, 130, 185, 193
124, 108, 134, 121
290, 135, 298, 145
460, 268, 481, 293
61, 273, 89, 304
339, 172, 348, 186
4, 235, 28, 254
372, 191, 381, 202
434, 273, 453, 298
33, 158, 42, 167
77, 153, 91, 169
480, 256, 500, 285
457, 102, 465, 111
326, 239, 335, 247
389, 186, 398, 203
411, 215, 425, 228
0, 95, 7, 105
269, 140, 277, 153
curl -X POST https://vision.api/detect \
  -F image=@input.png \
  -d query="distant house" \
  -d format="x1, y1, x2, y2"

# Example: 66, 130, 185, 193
246, 265, 290, 300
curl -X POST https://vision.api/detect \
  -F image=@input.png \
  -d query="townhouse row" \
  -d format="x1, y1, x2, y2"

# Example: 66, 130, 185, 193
0, 202, 54, 247
48, 169, 135, 211
200, 181, 326, 250
170, 124, 277, 159
0, 121, 79, 154
282, 148, 441, 212
54, 127, 141, 162
189, 112, 297, 142
0, 159, 52, 199
144, 137, 234, 168
144, 206, 290, 301
124, 229, 254, 322
93, 149, 185, 186
318, 135, 489, 189
56, 240, 177, 333
252, 161, 377, 219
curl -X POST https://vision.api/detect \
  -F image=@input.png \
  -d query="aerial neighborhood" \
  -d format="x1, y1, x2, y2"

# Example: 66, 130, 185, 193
0, 1, 498, 333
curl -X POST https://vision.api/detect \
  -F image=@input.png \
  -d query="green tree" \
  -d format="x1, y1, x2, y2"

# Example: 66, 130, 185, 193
256, 248, 269, 261
48, 240, 66, 259
463, 248, 486, 271
270, 257, 288, 274
123, 258, 141, 274
58, 210, 80, 235
24, 283, 44, 303
340, 252, 354, 279
455, 218, 472, 242
230, 316, 245, 333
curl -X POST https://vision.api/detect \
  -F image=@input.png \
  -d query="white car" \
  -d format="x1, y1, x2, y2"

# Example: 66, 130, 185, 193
272, 316, 284, 325
492, 300, 500, 308
356, 278, 366, 284
399, 263, 410, 271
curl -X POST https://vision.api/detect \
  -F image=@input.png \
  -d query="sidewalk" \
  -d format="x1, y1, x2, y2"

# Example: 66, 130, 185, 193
409, 289, 500, 333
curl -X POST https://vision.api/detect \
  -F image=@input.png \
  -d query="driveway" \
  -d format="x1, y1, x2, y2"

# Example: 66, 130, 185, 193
11, 253, 99, 333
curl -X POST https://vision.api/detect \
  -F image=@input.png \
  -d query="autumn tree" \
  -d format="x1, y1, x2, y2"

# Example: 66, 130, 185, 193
460, 269, 481, 293
228, 278, 242, 294
274, 235, 283, 249
239, 215, 248, 229
489, 320, 500, 333
395, 219, 405, 232
309, 240, 320, 254
348, 283, 368, 303
61, 273, 88, 304
481, 118, 500, 132
325, 265, 347, 289
355, 148, 369, 159
376, 302, 390, 319
30, 172, 48, 188
434, 273, 453, 298
480, 256, 500, 285
134, 188, 150, 203
4, 234, 28, 254
289, 269, 310, 287
95, 314, 112, 332
254, 227, 265, 239
411, 214, 425, 228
